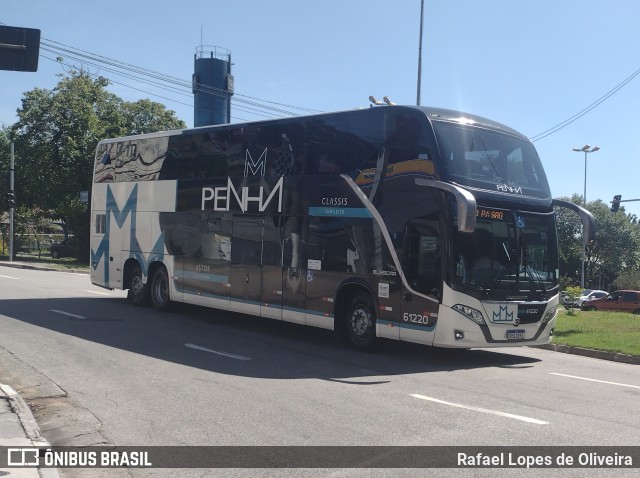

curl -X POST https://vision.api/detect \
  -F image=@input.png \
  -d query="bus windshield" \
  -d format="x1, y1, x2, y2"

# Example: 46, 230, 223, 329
452, 208, 559, 300
432, 121, 550, 198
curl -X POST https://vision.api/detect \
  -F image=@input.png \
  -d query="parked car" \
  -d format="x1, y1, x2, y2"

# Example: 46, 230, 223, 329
583, 290, 640, 314
561, 288, 597, 309
560, 291, 577, 307
577, 289, 608, 309
49, 237, 78, 259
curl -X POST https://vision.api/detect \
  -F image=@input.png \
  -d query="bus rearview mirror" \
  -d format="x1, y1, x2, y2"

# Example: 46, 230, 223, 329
415, 178, 477, 233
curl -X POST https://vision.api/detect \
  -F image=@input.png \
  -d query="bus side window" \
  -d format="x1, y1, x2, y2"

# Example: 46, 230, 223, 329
231, 216, 263, 265
385, 113, 423, 165
307, 217, 363, 273
200, 213, 232, 262
454, 231, 474, 284
94, 214, 106, 234
404, 221, 441, 297
94, 144, 115, 183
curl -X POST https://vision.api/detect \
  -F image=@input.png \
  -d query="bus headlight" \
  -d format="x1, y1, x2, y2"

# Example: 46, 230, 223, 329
542, 306, 558, 324
452, 304, 486, 325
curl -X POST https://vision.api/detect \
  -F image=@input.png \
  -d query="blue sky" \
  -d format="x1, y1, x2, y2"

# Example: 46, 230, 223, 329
2, 0, 639, 218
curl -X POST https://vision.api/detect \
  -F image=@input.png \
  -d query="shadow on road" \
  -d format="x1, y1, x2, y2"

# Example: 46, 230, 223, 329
0, 295, 540, 382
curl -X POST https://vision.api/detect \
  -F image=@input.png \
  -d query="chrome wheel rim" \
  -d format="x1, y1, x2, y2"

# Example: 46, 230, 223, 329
350, 306, 372, 337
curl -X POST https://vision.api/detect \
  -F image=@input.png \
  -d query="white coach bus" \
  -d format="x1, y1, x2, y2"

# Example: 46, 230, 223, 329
90, 106, 594, 349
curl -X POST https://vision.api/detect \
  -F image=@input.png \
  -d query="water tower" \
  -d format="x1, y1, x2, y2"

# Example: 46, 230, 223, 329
193, 45, 234, 126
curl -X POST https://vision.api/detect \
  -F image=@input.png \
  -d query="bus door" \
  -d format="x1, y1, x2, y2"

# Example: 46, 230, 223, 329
400, 219, 441, 345
230, 215, 263, 314
305, 216, 351, 330
261, 215, 284, 319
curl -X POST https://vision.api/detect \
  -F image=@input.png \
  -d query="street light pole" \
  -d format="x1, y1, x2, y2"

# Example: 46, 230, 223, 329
572, 144, 600, 289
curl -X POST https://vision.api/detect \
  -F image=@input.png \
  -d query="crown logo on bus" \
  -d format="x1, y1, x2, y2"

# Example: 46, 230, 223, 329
492, 305, 514, 322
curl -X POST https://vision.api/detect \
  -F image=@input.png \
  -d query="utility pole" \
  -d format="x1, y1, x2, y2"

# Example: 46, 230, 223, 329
416, 0, 424, 106
9, 142, 15, 261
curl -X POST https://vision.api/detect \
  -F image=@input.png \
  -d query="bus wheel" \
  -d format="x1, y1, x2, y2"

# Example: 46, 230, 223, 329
127, 263, 149, 306
345, 294, 377, 350
150, 267, 171, 311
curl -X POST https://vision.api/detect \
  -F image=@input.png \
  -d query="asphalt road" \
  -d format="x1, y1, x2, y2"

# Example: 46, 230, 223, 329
1, 266, 639, 477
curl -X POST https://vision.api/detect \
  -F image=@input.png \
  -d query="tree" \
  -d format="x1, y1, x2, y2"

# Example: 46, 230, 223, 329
555, 194, 585, 285
564, 285, 583, 316
0, 128, 11, 256
122, 98, 185, 135
4, 70, 186, 260
613, 270, 640, 290
588, 199, 640, 289
555, 195, 640, 290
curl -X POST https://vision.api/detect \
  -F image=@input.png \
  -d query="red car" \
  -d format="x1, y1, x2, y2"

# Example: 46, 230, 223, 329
585, 290, 640, 314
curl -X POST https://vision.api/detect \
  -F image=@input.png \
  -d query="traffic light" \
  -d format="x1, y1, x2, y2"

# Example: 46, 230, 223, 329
611, 194, 622, 213
6, 190, 16, 208
0, 25, 41, 72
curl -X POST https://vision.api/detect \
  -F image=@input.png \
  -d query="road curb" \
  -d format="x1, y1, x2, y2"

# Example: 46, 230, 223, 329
535, 343, 640, 365
0, 383, 60, 478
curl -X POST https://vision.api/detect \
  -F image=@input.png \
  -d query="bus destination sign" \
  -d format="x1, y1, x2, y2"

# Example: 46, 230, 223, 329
477, 207, 505, 221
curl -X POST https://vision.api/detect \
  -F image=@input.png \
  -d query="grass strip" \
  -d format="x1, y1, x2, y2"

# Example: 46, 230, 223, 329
554, 309, 640, 357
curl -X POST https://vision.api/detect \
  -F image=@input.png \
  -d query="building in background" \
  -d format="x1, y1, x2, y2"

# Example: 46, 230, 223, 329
193, 45, 233, 126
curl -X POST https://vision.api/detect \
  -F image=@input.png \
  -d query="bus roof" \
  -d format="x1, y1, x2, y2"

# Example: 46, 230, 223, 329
415, 106, 527, 139
96, 105, 528, 145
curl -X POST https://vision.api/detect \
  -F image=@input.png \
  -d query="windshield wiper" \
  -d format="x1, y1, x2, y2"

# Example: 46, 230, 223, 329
523, 247, 547, 296
502, 242, 511, 262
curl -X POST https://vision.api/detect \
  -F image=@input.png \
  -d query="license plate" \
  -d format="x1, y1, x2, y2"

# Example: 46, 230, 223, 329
507, 329, 526, 340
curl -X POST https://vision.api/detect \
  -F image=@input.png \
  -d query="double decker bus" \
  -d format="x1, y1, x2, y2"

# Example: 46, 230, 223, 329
90, 105, 594, 349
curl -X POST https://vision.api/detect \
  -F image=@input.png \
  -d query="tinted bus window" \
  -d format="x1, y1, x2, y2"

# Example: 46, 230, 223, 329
304, 114, 381, 175
160, 132, 230, 180
433, 121, 550, 198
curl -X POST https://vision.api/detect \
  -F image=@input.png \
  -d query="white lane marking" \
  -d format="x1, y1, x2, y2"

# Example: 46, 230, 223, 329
85, 290, 112, 296
50, 309, 86, 320
550, 373, 640, 390
0, 274, 20, 280
410, 394, 548, 425
185, 343, 251, 361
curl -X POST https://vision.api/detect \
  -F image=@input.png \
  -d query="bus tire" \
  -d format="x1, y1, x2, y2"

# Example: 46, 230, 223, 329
127, 263, 149, 306
345, 293, 377, 350
150, 266, 171, 311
